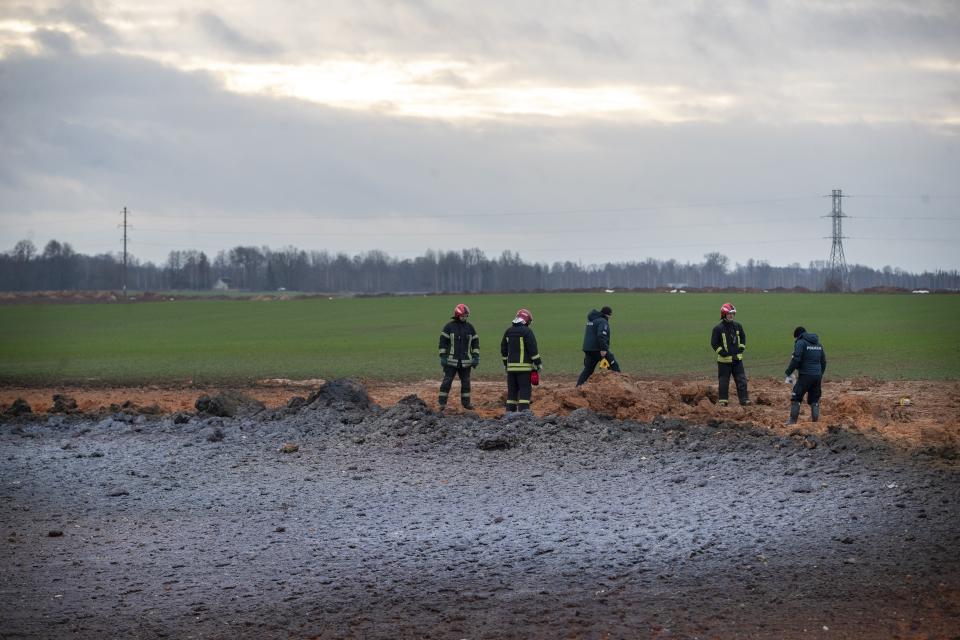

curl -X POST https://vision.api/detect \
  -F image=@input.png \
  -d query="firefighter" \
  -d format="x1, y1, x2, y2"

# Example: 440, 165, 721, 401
576, 305, 620, 386
500, 308, 542, 413
784, 326, 827, 424
438, 303, 479, 412
710, 302, 751, 406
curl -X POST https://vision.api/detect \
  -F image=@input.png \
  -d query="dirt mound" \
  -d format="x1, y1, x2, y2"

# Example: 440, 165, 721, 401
195, 390, 266, 417
304, 378, 374, 411
3, 398, 32, 416
538, 373, 725, 423
829, 393, 888, 425
51, 394, 79, 413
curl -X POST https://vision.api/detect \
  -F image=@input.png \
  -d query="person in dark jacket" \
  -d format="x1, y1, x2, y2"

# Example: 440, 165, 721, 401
500, 308, 542, 413
438, 303, 480, 412
576, 306, 621, 386
784, 326, 827, 424
710, 302, 750, 406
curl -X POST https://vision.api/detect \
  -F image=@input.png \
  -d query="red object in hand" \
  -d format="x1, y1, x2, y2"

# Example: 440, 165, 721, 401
530, 370, 540, 385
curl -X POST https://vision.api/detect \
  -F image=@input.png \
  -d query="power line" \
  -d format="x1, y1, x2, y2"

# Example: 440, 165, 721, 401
849, 216, 959, 221
129, 216, 817, 237
849, 237, 960, 242
124, 237, 824, 253
5, 195, 822, 223
143, 195, 820, 219
845, 194, 960, 199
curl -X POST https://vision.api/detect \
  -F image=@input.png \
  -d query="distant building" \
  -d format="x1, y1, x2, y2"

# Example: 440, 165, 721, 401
213, 278, 232, 291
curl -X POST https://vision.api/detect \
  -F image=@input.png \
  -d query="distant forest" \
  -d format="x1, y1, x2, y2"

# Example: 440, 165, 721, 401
2, 239, 958, 293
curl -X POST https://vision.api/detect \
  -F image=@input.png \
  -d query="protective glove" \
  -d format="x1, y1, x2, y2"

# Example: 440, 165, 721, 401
440, 356, 448, 369
738, 344, 745, 353
784, 376, 792, 385
471, 355, 480, 368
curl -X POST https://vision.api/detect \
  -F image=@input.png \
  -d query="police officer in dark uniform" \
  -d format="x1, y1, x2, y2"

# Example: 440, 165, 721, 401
784, 326, 827, 424
576, 306, 620, 386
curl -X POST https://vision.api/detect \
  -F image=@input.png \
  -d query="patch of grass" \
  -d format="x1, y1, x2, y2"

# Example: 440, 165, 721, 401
1, 293, 958, 384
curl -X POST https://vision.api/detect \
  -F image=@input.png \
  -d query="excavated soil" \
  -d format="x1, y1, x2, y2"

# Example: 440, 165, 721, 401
1, 378, 959, 639
2, 374, 957, 451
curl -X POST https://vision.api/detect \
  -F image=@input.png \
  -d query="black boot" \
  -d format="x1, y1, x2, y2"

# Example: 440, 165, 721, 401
811, 403, 820, 422
786, 401, 800, 425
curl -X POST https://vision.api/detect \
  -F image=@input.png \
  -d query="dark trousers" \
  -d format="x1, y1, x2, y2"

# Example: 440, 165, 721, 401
439, 365, 471, 406
717, 360, 748, 403
576, 351, 621, 386
791, 374, 822, 405
506, 371, 532, 411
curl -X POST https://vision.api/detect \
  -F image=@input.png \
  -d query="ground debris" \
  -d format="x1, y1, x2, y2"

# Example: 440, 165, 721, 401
51, 394, 78, 414
196, 390, 265, 417
3, 398, 32, 416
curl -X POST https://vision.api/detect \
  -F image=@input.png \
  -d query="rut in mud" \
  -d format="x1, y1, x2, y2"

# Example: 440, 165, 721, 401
2, 379, 959, 639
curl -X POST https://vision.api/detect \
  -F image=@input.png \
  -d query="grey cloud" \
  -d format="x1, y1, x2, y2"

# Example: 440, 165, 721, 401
795, 3, 960, 55
196, 11, 282, 57
0, 1, 118, 45
0, 49, 957, 270
411, 68, 474, 88
56, 1, 119, 45
32, 28, 74, 54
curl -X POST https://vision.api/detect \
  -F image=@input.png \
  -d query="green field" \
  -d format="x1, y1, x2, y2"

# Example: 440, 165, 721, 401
1, 293, 958, 384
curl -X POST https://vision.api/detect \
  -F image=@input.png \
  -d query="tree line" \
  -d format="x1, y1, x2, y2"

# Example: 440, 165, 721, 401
2, 239, 958, 293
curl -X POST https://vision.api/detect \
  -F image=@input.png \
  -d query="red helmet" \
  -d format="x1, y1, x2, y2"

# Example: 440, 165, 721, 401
515, 308, 533, 324
453, 303, 470, 319
720, 302, 736, 319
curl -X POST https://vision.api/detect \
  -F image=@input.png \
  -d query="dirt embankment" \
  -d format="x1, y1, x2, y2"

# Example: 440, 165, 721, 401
4, 374, 955, 452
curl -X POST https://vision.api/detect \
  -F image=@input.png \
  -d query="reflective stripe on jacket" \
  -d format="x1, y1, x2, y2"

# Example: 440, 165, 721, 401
501, 323, 542, 372
711, 321, 746, 363
439, 320, 479, 367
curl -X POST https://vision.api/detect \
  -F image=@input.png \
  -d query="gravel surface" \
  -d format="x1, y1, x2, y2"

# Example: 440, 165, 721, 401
2, 380, 958, 639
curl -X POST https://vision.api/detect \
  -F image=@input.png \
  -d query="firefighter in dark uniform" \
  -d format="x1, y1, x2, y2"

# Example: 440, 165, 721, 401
576, 305, 620, 386
438, 303, 479, 412
500, 308, 542, 413
784, 326, 827, 424
710, 302, 751, 406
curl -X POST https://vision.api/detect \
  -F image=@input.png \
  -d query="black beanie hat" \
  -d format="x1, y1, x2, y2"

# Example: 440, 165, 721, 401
793, 326, 806, 338
601, 306, 612, 316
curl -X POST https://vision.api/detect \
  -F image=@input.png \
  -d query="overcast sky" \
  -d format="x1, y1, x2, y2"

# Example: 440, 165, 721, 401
1, 0, 958, 271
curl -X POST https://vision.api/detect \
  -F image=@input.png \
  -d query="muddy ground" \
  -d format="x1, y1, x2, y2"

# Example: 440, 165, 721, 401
1, 378, 959, 639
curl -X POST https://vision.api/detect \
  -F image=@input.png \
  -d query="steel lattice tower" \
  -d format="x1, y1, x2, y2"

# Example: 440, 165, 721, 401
824, 189, 849, 292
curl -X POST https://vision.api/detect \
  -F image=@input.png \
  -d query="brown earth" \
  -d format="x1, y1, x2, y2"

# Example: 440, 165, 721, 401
2, 373, 957, 451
